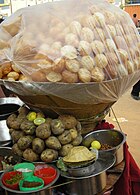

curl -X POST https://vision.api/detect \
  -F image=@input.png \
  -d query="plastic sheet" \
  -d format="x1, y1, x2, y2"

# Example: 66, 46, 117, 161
0, 0, 140, 119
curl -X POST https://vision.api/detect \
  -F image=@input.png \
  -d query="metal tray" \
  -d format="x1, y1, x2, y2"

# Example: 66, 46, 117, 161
61, 152, 116, 179
0, 147, 22, 174
0, 166, 60, 194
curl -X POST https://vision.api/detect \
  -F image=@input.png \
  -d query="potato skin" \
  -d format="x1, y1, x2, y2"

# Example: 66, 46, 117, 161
45, 136, 61, 150
6, 114, 17, 128
11, 130, 25, 143
20, 120, 36, 135
58, 130, 72, 145
17, 135, 32, 150
12, 143, 23, 157
32, 138, 45, 154
36, 123, 51, 139
51, 119, 65, 135
23, 148, 39, 162
59, 144, 73, 157
41, 149, 58, 163
72, 134, 83, 146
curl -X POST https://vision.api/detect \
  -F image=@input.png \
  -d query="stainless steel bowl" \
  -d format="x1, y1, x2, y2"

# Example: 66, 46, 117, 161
82, 129, 126, 166
0, 97, 24, 120
67, 161, 96, 177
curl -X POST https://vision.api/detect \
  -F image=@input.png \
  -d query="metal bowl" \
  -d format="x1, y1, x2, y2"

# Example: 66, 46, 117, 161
82, 129, 126, 166
67, 161, 96, 177
0, 97, 24, 120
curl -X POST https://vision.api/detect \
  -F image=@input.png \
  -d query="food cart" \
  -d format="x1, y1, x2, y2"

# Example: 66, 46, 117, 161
0, 0, 140, 194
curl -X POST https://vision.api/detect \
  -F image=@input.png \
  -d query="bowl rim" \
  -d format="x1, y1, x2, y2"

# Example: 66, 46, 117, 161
82, 129, 126, 151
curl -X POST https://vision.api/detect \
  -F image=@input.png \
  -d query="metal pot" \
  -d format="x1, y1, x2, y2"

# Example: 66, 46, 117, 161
82, 129, 126, 166
60, 152, 115, 195
64, 172, 106, 195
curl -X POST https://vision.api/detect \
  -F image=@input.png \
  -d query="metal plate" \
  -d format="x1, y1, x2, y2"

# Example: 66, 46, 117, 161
0, 120, 11, 142
0, 147, 22, 174
61, 152, 116, 180
0, 167, 60, 194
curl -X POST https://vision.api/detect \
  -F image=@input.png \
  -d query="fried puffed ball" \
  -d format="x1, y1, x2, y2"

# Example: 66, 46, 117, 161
19, 74, 28, 81
80, 27, 94, 43
69, 21, 82, 36
117, 49, 128, 64
91, 67, 105, 82
82, 15, 96, 30
105, 39, 116, 51
65, 33, 79, 47
81, 56, 95, 71
104, 64, 117, 79
51, 41, 62, 51
117, 64, 128, 77
106, 25, 116, 37
93, 28, 105, 41
94, 12, 105, 26
46, 71, 62, 82
52, 58, 65, 73
125, 60, 134, 74
105, 52, 119, 66
91, 40, 105, 54
62, 70, 78, 83
31, 70, 47, 82
78, 68, 91, 83
115, 24, 124, 36
61, 45, 77, 59
1, 62, 12, 75
11, 64, 21, 73
7, 71, 20, 81
78, 41, 92, 56
114, 36, 127, 50
65, 59, 80, 73
95, 54, 108, 68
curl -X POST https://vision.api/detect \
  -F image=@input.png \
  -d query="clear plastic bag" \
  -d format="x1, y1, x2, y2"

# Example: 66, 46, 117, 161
0, 0, 140, 109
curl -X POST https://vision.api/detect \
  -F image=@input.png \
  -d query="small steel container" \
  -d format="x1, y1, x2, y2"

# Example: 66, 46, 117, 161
82, 129, 126, 166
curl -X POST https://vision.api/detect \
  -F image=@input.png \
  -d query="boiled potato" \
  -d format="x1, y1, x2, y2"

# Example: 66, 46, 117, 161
6, 114, 17, 128
41, 149, 58, 162
58, 130, 72, 145
11, 130, 25, 143
59, 144, 73, 157
45, 136, 61, 150
72, 134, 83, 146
32, 138, 45, 154
69, 128, 78, 140
36, 123, 51, 139
20, 120, 36, 135
51, 119, 65, 135
23, 148, 39, 162
17, 135, 32, 150
12, 143, 23, 157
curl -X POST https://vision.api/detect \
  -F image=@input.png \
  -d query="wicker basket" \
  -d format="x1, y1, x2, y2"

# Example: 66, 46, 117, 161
17, 94, 114, 134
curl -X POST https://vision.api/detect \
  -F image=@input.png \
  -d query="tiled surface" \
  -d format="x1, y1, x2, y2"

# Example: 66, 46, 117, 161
106, 89, 140, 167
